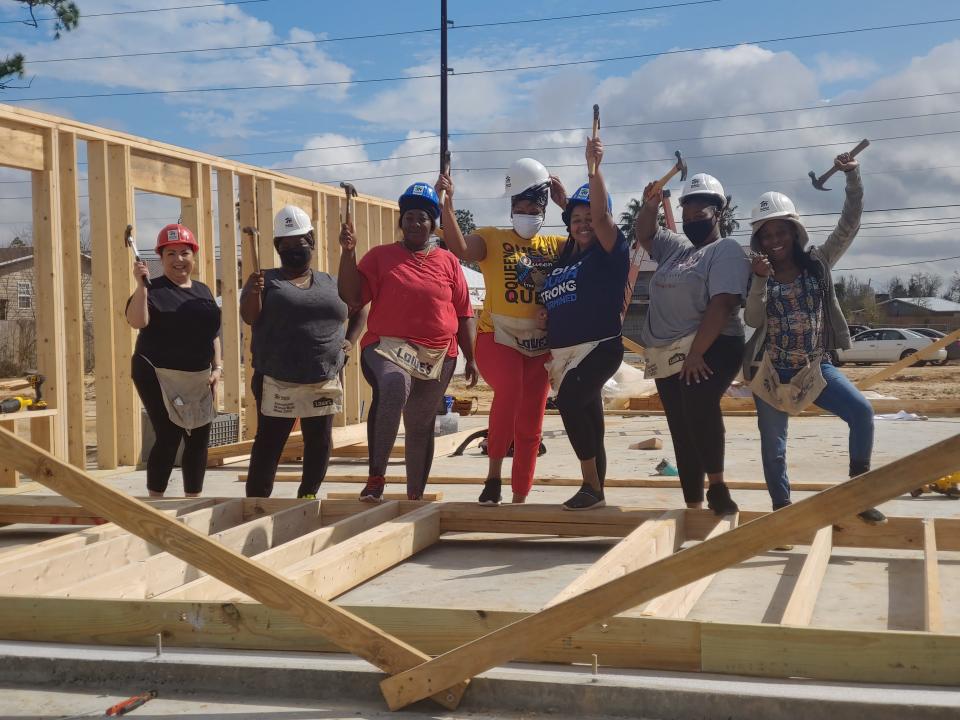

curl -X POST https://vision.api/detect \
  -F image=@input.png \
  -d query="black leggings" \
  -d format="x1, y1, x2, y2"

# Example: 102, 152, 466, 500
655, 333, 744, 504
131, 354, 211, 495
556, 337, 624, 486
246, 372, 335, 498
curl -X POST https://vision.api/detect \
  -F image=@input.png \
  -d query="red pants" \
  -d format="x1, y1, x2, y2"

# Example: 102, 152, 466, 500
475, 332, 550, 497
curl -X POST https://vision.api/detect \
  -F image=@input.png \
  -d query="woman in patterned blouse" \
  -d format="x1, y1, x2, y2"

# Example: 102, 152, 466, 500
742, 151, 886, 525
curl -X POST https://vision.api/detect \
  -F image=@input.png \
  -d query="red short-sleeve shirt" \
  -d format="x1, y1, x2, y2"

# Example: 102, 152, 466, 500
358, 243, 473, 357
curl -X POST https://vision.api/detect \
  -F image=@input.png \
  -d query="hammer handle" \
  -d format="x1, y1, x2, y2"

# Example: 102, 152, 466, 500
244, 231, 260, 274
817, 139, 870, 185
589, 104, 600, 176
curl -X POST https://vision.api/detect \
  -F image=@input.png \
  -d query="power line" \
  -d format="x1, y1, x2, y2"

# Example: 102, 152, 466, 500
24, 0, 718, 64
8, 15, 960, 102
0, 0, 269, 25
220, 89, 960, 161
834, 255, 960, 271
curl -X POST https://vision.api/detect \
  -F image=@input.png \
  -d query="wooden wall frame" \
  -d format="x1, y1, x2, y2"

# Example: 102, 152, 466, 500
0, 103, 398, 472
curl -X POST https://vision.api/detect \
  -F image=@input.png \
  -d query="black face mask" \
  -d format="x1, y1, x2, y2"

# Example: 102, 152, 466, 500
683, 219, 716, 248
278, 247, 311, 269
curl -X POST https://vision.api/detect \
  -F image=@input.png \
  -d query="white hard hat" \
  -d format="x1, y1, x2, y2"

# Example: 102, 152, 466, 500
749, 191, 810, 250
273, 204, 312, 238
678, 173, 726, 208
503, 157, 550, 198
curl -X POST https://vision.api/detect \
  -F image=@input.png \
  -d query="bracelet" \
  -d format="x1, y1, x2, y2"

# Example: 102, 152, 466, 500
213, 365, 223, 372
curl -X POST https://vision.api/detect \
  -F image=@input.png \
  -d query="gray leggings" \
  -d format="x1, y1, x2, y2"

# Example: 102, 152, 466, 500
361, 344, 457, 497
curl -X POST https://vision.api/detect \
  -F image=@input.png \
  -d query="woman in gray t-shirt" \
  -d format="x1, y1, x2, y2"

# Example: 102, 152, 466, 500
240, 205, 366, 499
634, 173, 749, 516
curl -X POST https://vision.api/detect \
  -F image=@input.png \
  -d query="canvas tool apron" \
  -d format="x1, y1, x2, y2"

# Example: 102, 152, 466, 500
142, 356, 216, 432
643, 333, 696, 379
545, 340, 601, 393
375, 336, 449, 381
749, 351, 827, 416
261, 375, 343, 418
491, 314, 549, 357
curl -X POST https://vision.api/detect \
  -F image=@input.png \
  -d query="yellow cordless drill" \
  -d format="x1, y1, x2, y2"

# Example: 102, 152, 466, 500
0, 372, 46, 414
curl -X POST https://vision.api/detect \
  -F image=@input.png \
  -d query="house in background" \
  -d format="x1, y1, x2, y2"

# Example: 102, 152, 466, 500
872, 296, 960, 330
0, 247, 94, 373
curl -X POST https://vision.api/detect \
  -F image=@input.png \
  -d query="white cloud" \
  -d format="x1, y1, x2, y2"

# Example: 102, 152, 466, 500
814, 52, 880, 83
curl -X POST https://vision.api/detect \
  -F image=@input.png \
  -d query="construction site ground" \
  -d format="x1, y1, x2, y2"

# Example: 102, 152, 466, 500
1, 364, 959, 718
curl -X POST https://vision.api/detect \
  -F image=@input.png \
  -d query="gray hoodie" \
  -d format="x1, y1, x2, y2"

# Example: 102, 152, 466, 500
742, 168, 863, 381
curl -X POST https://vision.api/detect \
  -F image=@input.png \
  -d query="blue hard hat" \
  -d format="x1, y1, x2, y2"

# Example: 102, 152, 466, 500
399, 182, 441, 220
562, 182, 612, 227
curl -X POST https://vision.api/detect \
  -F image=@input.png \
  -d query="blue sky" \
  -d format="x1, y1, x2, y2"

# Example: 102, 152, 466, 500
2, 0, 960, 287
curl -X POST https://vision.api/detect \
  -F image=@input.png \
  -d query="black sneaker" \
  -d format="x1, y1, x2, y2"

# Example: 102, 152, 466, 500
562, 485, 605, 511
478, 478, 502, 506
857, 507, 888, 525
706, 483, 739, 516
359, 476, 385, 503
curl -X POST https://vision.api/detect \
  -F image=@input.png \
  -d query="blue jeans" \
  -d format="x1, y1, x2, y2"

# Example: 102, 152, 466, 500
754, 362, 874, 509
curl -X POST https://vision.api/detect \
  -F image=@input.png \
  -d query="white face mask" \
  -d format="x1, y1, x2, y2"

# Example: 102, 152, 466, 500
512, 213, 544, 240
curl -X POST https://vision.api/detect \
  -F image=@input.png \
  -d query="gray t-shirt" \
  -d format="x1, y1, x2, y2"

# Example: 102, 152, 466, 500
246, 269, 348, 384
641, 228, 750, 348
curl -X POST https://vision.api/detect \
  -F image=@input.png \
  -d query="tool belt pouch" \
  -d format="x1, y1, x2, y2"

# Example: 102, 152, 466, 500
491, 314, 549, 357
375, 336, 449, 381
261, 374, 343, 418
643, 333, 696, 379
144, 357, 216, 432
748, 351, 827, 416
545, 340, 600, 393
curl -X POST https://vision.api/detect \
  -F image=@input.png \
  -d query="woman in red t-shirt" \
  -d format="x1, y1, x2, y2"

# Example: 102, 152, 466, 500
339, 182, 478, 501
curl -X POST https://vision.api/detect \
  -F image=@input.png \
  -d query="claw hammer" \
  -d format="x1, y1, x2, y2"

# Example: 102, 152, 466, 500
809, 139, 870, 191
124, 225, 151, 288
340, 181, 358, 226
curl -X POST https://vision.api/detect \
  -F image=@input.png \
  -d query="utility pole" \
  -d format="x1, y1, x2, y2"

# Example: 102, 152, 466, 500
440, 0, 449, 176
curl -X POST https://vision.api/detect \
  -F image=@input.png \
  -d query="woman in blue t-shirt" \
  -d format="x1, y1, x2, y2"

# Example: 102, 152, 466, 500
541, 136, 629, 510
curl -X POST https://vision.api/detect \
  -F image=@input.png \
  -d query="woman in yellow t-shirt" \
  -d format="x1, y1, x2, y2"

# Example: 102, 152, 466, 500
436, 158, 568, 505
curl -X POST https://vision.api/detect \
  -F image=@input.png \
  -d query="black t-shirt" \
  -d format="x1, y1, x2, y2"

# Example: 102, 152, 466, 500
132, 276, 221, 371
247, 270, 348, 384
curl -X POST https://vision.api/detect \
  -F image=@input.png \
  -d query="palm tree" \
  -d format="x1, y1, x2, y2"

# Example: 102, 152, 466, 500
619, 198, 665, 239
719, 195, 740, 238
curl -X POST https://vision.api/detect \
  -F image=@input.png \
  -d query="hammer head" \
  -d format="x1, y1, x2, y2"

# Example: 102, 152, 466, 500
340, 181, 358, 199
809, 170, 830, 191
674, 150, 688, 182
124, 224, 134, 245
242, 226, 259, 237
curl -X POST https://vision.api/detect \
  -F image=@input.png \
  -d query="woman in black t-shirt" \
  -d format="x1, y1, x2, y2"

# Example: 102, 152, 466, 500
126, 223, 222, 497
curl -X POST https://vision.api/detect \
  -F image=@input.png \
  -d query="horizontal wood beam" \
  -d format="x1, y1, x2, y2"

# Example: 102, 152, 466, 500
0, 426, 467, 710
545, 509, 683, 608
207, 423, 369, 466
641, 514, 737, 619
628, 395, 960, 416
779, 525, 832, 627
0, 496, 223, 526
379, 433, 960, 710
0, 598, 957, 687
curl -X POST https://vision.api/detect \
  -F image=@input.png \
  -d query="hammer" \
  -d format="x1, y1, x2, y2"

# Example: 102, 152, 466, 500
809, 139, 870, 191
340, 181, 358, 226
242, 226, 260, 274
645, 150, 688, 201
437, 150, 451, 207
124, 224, 151, 288
589, 104, 600, 176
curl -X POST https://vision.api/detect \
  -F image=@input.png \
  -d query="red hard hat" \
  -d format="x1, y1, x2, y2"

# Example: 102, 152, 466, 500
155, 223, 199, 254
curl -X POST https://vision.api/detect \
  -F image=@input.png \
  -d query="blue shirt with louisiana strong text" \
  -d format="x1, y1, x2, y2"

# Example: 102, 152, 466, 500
542, 230, 630, 349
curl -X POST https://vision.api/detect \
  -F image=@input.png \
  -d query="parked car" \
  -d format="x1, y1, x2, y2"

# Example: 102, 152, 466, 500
847, 324, 871, 337
834, 328, 948, 366
909, 328, 960, 365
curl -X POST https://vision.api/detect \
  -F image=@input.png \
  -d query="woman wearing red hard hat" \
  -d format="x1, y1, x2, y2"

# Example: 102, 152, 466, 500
125, 223, 222, 497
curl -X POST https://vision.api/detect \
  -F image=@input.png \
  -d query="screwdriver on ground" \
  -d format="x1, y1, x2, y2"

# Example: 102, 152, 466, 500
105, 690, 157, 716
